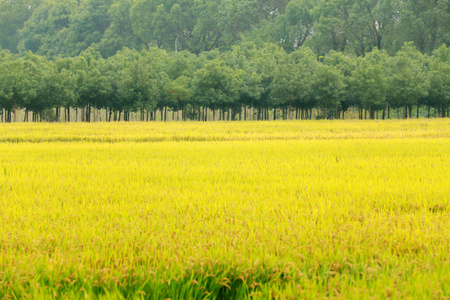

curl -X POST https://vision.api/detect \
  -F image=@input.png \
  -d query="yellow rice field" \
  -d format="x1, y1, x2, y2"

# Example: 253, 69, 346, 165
0, 120, 449, 299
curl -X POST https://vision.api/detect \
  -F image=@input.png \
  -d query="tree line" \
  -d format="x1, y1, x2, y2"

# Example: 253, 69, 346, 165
0, 0, 448, 59
0, 42, 448, 122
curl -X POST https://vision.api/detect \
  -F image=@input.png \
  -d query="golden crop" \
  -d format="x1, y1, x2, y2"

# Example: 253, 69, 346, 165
0, 119, 449, 299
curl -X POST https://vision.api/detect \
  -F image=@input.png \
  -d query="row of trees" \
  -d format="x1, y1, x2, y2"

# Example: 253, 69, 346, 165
0, 43, 448, 122
1, 0, 448, 59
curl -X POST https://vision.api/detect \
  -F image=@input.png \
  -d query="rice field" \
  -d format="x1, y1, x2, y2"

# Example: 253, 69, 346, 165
0, 119, 449, 299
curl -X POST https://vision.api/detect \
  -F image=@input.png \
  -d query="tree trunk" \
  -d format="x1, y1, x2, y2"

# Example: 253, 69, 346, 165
94, 99, 97, 122
288, 101, 292, 120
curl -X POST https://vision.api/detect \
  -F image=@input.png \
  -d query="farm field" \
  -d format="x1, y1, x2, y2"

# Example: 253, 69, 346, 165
0, 119, 449, 299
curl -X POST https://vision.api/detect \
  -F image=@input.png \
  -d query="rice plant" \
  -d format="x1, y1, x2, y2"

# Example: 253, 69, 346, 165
0, 119, 449, 299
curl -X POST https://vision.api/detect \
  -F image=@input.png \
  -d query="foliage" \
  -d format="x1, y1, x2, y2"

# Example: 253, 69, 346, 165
351, 49, 389, 118
0, 43, 449, 122
1, 0, 447, 57
388, 43, 429, 117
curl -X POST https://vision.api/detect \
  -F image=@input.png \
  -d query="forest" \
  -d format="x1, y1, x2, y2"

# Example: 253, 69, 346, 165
0, 0, 449, 122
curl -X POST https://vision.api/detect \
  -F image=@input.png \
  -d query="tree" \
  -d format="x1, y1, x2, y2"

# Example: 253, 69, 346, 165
275, 0, 314, 52
220, 44, 263, 120
221, 43, 286, 120
192, 59, 243, 121
164, 75, 192, 120
246, 43, 286, 120
425, 45, 450, 117
52, 57, 78, 121
0, 0, 40, 53
388, 42, 429, 118
64, 0, 114, 57
323, 51, 356, 119
305, 0, 348, 58
77, 49, 111, 122
139, 48, 171, 121
312, 62, 346, 119
18, 0, 77, 58
0, 52, 43, 122
96, 0, 147, 58
351, 49, 389, 119
117, 55, 161, 121
130, 0, 173, 50
392, 0, 449, 55
272, 46, 317, 119
341, 0, 400, 54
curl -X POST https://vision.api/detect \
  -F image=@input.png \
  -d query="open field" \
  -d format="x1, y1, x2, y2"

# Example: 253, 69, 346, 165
1, 120, 449, 299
